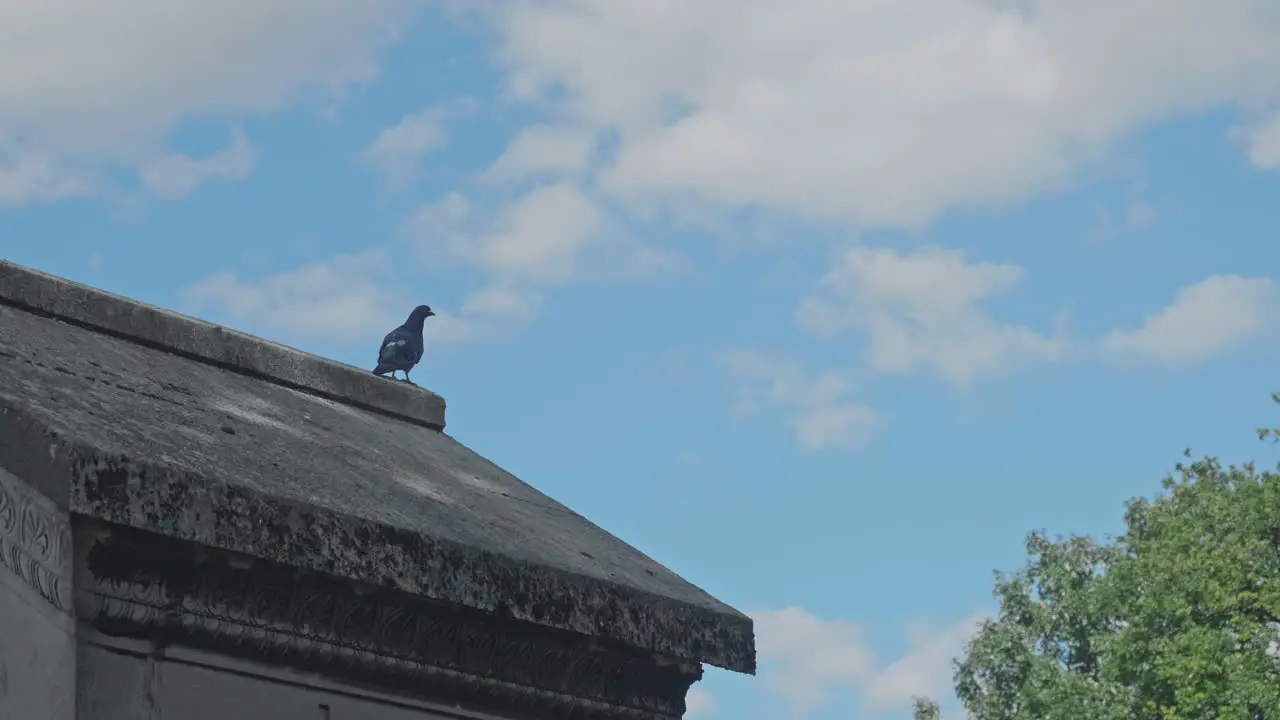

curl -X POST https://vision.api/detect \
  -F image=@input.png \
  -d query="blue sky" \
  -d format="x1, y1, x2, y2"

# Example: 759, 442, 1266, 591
3, 2, 1280, 718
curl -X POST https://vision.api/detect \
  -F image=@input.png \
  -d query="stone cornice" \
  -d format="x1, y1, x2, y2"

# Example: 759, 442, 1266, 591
75, 522, 701, 720
0, 467, 72, 613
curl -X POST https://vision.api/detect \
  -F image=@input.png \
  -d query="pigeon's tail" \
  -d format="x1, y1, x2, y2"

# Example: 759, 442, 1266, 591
372, 363, 393, 376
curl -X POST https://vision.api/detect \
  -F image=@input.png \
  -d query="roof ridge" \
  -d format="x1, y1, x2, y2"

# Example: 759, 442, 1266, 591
0, 260, 446, 430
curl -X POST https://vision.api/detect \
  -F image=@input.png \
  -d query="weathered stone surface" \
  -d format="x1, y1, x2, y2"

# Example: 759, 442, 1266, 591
0, 470, 76, 720
76, 521, 701, 719
0, 466, 72, 613
0, 260, 446, 430
0, 269, 756, 676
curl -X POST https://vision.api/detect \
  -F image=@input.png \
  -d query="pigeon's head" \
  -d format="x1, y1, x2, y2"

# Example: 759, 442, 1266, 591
407, 304, 436, 323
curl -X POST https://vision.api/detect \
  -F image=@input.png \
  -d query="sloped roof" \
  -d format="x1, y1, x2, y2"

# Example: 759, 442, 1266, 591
0, 261, 755, 675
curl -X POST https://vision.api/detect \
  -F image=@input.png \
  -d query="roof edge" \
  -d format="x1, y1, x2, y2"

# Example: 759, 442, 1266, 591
59, 441, 757, 674
0, 260, 445, 430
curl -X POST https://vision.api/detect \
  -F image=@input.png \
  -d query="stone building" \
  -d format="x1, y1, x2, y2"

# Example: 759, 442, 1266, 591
0, 261, 755, 719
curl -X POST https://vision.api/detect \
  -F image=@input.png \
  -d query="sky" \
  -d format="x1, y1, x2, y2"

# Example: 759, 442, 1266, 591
2, 1, 1280, 718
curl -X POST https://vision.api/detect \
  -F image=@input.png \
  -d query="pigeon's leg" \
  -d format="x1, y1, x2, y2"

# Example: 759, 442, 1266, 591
403, 368, 416, 386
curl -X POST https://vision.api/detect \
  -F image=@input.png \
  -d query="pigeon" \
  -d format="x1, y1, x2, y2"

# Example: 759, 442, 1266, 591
372, 304, 435, 384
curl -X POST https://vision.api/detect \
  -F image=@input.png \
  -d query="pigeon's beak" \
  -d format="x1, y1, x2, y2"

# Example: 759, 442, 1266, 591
426, 310, 436, 317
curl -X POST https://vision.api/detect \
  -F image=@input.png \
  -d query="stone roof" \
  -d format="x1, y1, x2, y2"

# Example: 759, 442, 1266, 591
0, 260, 755, 675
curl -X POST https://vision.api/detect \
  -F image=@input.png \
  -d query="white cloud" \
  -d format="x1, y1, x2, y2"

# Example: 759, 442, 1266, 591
1086, 193, 1161, 243
407, 186, 588, 341
1241, 114, 1280, 169
753, 607, 875, 712
862, 618, 985, 713
434, 282, 545, 345
408, 190, 473, 230
368, 280, 547, 349
481, 124, 595, 183
1124, 201, 1160, 233
138, 128, 254, 198
473, 183, 604, 281
753, 606, 983, 715
400, 185, 596, 344
459, 283, 542, 322
0, 151, 94, 205
797, 246, 1067, 386
1101, 274, 1277, 365
183, 251, 401, 341
362, 104, 459, 185
0, 0, 410, 201
684, 687, 716, 716
648, 349, 697, 386
483, 0, 1280, 228
403, 181, 682, 342
409, 183, 605, 283
720, 350, 879, 451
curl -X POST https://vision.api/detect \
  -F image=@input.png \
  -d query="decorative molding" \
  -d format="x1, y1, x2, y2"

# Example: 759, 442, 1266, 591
76, 524, 699, 720
0, 467, 72, 613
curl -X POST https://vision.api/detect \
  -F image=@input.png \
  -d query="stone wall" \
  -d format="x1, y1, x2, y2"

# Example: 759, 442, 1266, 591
0, 467, 75, 720
79, 641, 468, 720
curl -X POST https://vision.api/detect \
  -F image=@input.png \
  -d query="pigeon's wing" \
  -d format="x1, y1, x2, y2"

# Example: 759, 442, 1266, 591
378, 327, 413, 366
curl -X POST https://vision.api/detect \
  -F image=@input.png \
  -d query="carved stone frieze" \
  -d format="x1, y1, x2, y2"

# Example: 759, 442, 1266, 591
76, 522, 701, 720
0, 467, 72, 613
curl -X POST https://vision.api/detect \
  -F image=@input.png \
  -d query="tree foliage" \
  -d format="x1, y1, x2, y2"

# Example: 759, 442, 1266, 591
912, 696, 941, 720
943, 394, 1280, 719
1259, 392, 1280, 444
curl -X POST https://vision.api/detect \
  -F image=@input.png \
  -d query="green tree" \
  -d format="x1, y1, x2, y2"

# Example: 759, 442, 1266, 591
1259, 392, 1280, 443
912, 696, 941, 720
943, 395, 1280, 719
